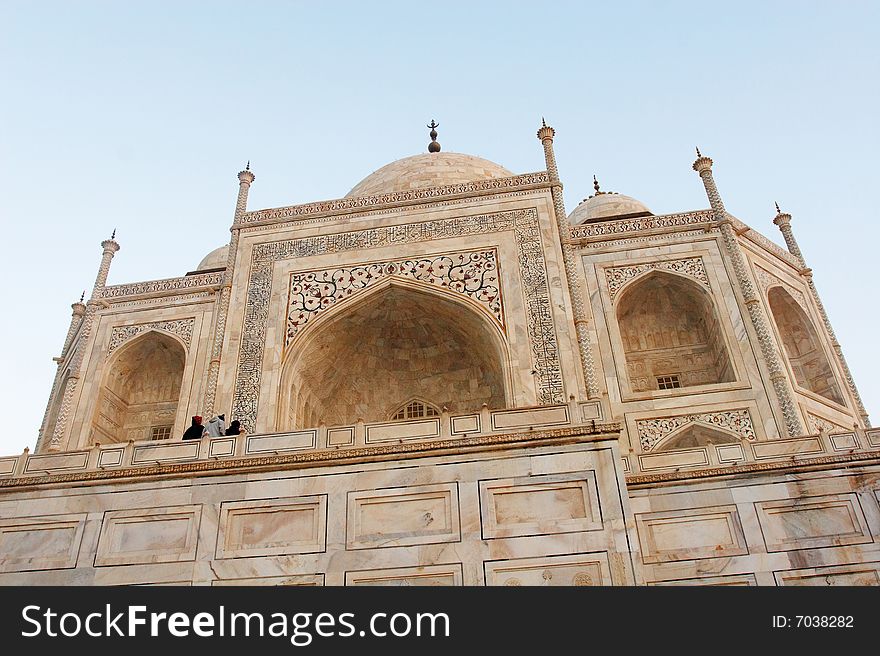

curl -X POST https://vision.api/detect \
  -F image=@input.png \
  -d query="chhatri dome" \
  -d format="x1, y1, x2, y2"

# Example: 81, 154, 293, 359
568, 175, 652, 224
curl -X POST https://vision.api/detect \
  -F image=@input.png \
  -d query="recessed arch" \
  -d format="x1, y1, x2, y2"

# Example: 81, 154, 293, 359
90, 329, 187, 444
276, 278, 510, 431
767, 286, 844, 406
616, 270, 734, 392
654, 422, 741, 452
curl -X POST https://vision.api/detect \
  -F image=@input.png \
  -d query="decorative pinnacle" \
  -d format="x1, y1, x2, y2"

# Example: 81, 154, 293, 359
536, 117, 555, 141
775, 201, 781, 214
79, 291, 85, 303
238, 161, 255, 183
110, 228, 116, 240
427, 120, 441, 153
593, 175, 601, 194
692, 147, 713, 173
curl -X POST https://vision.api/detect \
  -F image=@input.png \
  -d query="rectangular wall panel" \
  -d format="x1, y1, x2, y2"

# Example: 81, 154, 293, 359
756, 494, 871, 552
213, 574, 324, 586
346, 483, 460, 550
216, 496, 327, 558
345, 563, 463, 586
636, 506, 748, 564
95, 505, 201, 566
0, 514, 86, 573
479, 472, 601, 539
484, 552, 611, 586
774, 563, 880, 586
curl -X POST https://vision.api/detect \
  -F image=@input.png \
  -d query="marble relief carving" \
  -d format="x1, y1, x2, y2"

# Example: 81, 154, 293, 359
108, 318, 195, 353
604, 257, 710, 302
636, 409, 756, 451
232, 208, 564, 431
807, 412, 848, 435
286, 249, 503, 346
100, 272, 223, 299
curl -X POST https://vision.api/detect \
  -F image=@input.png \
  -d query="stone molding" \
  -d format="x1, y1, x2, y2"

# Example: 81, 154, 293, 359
240, 172, 551, 226
100, 272, 223, 300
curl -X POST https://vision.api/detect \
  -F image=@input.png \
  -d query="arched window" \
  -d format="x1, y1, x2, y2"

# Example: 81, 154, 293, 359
278, 283, 507, 430
91, 331, 186, 444
616, 271, 734, 392
768, 287, 844, 405
391, 399, 440, 421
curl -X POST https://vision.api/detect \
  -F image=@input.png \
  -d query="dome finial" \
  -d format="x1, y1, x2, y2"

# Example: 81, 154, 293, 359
427, 120, 441, 153
593, 174, 601, 195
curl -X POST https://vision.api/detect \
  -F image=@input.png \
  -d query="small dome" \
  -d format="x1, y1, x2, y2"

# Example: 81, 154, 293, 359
195, 245, 228, 271
568, 192, 652, 224
346, 152, 514, 198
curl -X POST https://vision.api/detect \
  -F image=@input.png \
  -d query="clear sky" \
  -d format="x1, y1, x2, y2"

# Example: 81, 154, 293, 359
1, 1, 877, 456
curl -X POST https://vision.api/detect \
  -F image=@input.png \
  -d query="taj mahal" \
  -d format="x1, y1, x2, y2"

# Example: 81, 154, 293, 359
1, 120, 878, 586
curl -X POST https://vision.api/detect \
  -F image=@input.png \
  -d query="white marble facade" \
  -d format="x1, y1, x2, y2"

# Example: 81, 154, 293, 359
4, 125, 877, 585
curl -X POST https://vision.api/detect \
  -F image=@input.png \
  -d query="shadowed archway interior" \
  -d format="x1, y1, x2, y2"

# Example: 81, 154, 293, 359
768, 286, 844, 405
617, 271, 734, 392
280, 284, 507, 430
91, 331, 186, 444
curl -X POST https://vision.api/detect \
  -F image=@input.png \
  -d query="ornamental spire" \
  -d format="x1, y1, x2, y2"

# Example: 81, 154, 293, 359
427, 120, 441, 153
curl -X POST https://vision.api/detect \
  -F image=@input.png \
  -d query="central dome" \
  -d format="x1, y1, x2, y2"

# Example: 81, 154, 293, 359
346, 152, 514, 198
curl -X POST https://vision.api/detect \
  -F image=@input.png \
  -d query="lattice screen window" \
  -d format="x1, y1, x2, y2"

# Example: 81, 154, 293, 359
150, 425, 173, 441
391, 399, 440, 421
656, 375, 682, 390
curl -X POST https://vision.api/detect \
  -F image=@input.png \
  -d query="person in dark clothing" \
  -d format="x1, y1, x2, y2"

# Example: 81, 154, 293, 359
225, 420, 242, 436
182, 415, 207, 440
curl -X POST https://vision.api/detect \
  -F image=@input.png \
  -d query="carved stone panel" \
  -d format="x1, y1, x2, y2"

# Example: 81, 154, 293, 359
636, 409, 756, 452
605, 256, 710, 303
108, 318, 195, 353
286, 249, 504, 346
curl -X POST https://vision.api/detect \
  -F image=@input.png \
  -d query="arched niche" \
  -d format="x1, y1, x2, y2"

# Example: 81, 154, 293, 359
768, 286, 844, 405
655, 423, 740, 452
616, 271, 734, 392
91, 331, 186, 444
277, 280, 509, 430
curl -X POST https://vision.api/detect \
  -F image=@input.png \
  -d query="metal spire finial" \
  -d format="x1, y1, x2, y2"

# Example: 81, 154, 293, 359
246, 160, 250, 171
427, 120, 441, 153
593, 174, 601, 194
79, 291, 85, 303
542, 117, 547, 128
775, 201, 781, 214
111, 228, 116, 240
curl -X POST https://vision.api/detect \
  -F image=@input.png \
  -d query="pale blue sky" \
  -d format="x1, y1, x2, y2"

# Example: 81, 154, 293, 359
1, 1, 877, 455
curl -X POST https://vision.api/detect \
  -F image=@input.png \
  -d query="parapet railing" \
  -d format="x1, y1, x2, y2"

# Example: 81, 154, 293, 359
1, 400, 605, 481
